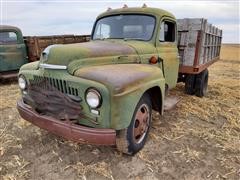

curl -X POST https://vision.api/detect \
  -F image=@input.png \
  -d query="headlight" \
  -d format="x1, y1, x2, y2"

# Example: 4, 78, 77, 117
85, 89, 101, 108
18, 75, 27, 90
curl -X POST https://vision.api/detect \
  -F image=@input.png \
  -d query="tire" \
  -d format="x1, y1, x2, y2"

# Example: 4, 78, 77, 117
195, 69, 209, 97
116, 94, 152, 155
185, 74, 196, 95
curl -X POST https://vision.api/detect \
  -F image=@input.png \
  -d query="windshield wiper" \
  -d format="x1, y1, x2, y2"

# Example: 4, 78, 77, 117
123, 38, 145, 41
94, 37, 146, 41
94, 37, 123, 40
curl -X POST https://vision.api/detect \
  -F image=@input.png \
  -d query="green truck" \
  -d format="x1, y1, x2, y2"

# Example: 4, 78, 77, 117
17, 6, 222, 155
0, 25, 89, 79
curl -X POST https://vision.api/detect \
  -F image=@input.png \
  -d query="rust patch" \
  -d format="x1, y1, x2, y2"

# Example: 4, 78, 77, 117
46, 40, 138, 66
133, 104, 150, 143
75, 64, 154, 92
76, 41, 136, 57
17, 100, 116, 145
24, 80, 82, 120
193, 30, 202, 67
179, 57, 219, 74
24, 79, 100, 125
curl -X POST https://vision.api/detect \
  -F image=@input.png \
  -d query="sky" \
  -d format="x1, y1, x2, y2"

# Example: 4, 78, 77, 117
1, 0, 239, 43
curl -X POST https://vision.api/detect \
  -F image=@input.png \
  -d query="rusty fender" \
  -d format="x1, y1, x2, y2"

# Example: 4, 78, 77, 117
74, 64, 165, 129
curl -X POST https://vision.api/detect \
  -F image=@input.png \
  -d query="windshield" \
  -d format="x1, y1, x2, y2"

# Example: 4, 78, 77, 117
93, 14, 155, 41
0, 31, 18, 44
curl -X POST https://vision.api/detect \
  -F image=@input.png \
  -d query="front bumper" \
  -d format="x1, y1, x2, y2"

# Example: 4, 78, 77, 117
17, 100, 116, 145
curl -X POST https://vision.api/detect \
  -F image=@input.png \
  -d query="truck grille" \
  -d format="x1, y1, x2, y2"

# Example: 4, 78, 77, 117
30, 75, 79, 96
24, 75, 98, 124
25, 80, 82, 120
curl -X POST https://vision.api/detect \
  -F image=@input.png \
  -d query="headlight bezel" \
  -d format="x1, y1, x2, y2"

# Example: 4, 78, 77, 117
18, 75, 27, 90
85, 88, 102, 109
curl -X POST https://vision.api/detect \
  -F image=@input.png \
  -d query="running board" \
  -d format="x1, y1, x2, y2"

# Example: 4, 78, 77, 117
164, 96, 181, 111
0, 71, 18, 80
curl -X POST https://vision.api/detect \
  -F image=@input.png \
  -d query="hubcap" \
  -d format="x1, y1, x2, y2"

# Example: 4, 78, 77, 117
133, 104, 150, 144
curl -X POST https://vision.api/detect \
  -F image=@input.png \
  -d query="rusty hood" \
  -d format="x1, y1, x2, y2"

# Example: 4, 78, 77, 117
74, 64, 163, 94
41, 41, 138, 67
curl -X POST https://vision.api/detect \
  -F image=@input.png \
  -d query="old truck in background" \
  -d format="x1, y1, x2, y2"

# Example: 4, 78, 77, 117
17, 5, 222, 155
0, 25, 89, 79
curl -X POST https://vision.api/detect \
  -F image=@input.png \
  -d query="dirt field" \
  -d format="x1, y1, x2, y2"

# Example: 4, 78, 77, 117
0, 44, 239, 180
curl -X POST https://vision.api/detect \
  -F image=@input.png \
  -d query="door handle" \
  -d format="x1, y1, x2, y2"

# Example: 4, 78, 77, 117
16, 45, 22, 49
158, 57, 164, 63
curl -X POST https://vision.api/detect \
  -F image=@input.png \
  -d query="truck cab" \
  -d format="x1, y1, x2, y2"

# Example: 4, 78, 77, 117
18, 6, 213, 155
93, 7, 179, 89
0, 25, 27, 78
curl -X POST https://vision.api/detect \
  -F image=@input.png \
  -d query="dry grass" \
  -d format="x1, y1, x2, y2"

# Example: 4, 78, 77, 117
0, 84, 31, 179
150, 44, 240, 179
220, 44, 240, 61
65, 161, 114, 179
0, 44, 239, 179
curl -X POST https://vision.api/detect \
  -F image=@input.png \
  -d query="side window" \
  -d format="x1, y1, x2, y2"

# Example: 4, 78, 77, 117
159, 21, 175, 42
93, 24, 110, 39
0, 31, 18, 44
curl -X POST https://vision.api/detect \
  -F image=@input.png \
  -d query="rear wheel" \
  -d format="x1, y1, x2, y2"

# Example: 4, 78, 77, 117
185, 74, 196, 95
195, 69, 209, 97
116, 94, 152, 155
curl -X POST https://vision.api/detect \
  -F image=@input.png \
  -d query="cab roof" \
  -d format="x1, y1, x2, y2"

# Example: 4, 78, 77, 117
0, 25, 22, 32
97, 7, 176, 20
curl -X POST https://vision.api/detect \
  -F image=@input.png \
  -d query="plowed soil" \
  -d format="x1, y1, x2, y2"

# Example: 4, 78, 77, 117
0, 44, 239, 180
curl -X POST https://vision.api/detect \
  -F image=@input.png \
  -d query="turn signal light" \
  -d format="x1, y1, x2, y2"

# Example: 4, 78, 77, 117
149, 56, 158, 64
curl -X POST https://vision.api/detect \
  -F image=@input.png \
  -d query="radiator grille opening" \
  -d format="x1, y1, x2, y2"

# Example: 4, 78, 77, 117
29, 75, 79, 96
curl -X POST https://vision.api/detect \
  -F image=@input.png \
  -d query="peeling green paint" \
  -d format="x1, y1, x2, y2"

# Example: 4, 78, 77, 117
0, 26, 28, 72
18, 7, 178, 130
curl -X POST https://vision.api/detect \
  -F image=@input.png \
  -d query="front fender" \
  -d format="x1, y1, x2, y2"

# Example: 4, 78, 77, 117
19, 61, 39, 72
74, 64, 165, 130
111, 79, 165, 129
74, 64, 163, 93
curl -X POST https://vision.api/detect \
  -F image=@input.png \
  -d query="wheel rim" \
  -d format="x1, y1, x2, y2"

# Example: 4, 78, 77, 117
133, 104, 150, 144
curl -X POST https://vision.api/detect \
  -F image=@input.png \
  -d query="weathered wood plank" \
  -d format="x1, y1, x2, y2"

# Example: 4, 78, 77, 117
177, 18, 222, 68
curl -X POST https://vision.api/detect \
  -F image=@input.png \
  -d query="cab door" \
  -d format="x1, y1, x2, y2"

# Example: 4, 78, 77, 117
156, 18, 179, 89
0, 30, 27, 72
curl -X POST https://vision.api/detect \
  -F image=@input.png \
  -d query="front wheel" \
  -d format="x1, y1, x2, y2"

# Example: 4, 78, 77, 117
116, 94, 152, 155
